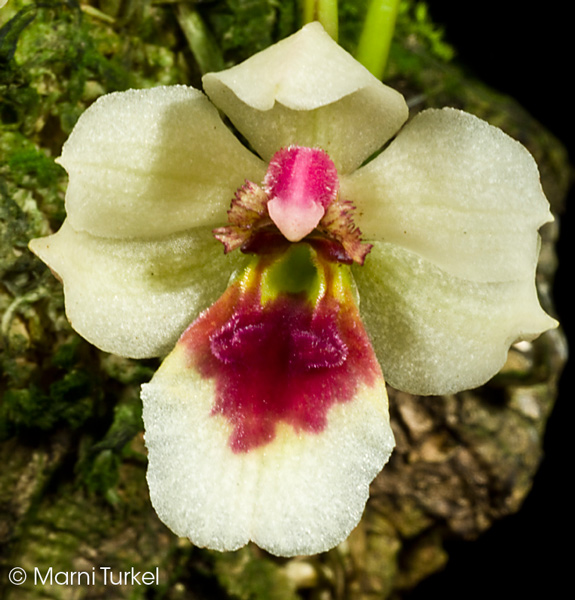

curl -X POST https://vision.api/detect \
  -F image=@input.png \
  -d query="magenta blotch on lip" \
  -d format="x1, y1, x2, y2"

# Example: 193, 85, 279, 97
179, 245, 381, 453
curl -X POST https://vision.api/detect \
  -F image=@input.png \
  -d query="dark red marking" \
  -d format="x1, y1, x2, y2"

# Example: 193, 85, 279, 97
180, 267, 381, 453
242, 230, 355, 264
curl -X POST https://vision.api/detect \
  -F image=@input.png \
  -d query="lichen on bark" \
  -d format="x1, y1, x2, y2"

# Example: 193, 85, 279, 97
0, 1, 568, 599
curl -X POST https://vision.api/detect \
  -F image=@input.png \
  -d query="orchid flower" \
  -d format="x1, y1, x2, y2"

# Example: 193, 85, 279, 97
29, 23, 557, 557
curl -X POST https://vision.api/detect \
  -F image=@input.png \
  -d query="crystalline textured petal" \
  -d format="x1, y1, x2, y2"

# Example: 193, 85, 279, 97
203, 22, 408, 173
353, 241, 557, 395
343, 108, 552, 282
59, 86, 266, 239
29, 222, 248, 358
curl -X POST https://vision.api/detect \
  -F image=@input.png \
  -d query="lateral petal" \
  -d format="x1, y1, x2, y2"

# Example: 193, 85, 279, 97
353, 241, 558, 396
203, 22, 408, 174
29, 221, 247, 358
59, 86, 266, 239
342, 108, 553, 282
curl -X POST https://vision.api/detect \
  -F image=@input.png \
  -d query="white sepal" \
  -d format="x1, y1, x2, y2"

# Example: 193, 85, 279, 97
203, 22, 408, 174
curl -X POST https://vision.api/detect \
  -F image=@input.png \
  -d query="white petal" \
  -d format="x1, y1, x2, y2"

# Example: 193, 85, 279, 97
29, 221, 246, 358
353, 242, 557, 395
203, 22, 408, 174
342, 108, 553, 282
59, 86, 266, 238
141, 343, 394, 557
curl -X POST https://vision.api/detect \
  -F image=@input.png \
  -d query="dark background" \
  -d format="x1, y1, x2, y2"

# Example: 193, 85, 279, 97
407, 2, 572, 598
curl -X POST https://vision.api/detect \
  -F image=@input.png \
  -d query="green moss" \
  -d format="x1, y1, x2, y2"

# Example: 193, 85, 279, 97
74, 370, 148, 502
402, 2, 455, 61
0, 370, 95, 438
205, 0, 297, 66
5, 137, 64, 189
214, 548, 298, 600
0, 3, 37, 69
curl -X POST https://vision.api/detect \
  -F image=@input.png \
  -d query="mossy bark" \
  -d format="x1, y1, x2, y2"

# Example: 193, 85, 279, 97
0, 1, 568, 599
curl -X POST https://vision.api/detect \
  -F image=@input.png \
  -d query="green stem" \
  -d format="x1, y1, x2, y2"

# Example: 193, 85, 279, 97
302, 0, 338, 41
355, 0, 400, 79
176, 4, 224, 74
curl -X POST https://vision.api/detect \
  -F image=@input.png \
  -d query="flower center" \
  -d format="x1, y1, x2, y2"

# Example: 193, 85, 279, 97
264, 146, 339, 242
213, 145, 372, 265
